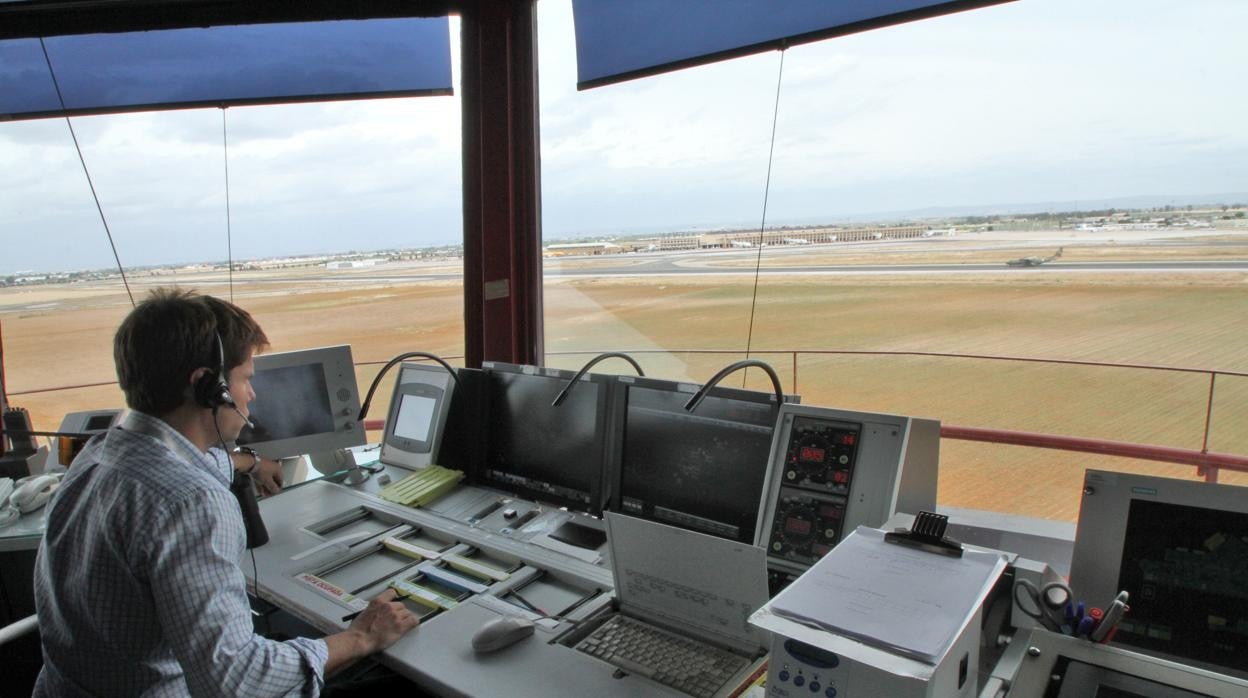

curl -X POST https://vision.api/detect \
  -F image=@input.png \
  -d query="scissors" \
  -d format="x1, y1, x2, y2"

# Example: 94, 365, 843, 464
1014, 578, 1073, 632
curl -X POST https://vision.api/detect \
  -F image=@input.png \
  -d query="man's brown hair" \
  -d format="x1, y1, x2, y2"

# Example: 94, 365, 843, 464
114, 288, 269, 416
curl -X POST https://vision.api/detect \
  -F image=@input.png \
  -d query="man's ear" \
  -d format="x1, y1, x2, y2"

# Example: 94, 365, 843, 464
186, 367, 209, 407
188, 366, 209, 388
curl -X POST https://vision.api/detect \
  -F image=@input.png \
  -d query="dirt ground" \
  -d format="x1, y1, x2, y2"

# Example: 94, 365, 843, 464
4, 239, 1247, 521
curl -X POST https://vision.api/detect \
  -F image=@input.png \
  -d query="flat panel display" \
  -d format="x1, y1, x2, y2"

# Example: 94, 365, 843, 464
380, 362, 456, 470
619, 380, 782, 542
1070, 469, 1248, 680
483, 368, 607, 514
237, 344, 364, 460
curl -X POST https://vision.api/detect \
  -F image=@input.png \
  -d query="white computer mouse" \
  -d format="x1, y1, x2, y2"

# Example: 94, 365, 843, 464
11, 474, 60, 514
471, 615, 535, 653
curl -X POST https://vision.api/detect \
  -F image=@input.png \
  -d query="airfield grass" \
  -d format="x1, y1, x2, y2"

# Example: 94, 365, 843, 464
4, 258, 1247, 522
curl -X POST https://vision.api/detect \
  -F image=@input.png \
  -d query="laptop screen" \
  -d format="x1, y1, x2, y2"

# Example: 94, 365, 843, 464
605, 512, 769, 652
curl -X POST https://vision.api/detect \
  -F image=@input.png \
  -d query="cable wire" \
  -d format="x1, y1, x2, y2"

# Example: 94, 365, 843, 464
221, 107, 235, 303
38, 38, 135, 307
741, 49, 786, 387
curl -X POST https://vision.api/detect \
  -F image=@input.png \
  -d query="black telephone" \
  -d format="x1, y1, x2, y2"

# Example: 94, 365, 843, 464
230, 471, 270, 548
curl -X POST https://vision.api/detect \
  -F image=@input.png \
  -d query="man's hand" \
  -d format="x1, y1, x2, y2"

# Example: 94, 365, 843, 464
324, 589, 420, 676
252, 457, 283, 496
348, 589, 421, 652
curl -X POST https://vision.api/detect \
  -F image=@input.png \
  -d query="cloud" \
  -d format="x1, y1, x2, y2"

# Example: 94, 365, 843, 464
3, 1, 1247, 271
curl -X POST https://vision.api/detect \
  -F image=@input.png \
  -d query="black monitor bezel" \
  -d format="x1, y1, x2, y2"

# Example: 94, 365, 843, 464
609, 374, 791, 543
480, 363, 615, 516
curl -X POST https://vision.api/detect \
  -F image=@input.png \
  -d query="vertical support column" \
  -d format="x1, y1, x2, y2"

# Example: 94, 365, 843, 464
461, 0, 544, 368
0, 320, 8, 457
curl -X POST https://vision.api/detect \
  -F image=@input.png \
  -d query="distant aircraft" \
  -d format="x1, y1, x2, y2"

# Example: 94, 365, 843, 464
730, 240, 754, 248
1006, 247, 1063, 267
783, 237, 809, 245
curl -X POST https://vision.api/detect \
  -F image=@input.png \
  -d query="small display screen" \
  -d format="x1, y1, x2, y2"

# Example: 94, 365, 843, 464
241, 363, 333, 442
799, 446, 826, 462
85, 414, 116, 431
549, 521, 607, 550
785, 517, 812, 536
394, 394, 436, 442
1115, 499, 1248, 674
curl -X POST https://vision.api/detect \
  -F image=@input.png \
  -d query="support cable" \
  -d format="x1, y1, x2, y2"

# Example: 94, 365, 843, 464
742, 49, 786, 386
222, 107, 235, 302
39, 38, 134, 307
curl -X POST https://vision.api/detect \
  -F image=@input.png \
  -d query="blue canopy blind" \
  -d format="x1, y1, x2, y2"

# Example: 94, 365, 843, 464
572, 0, 1012, 89
0, 17, 452, 120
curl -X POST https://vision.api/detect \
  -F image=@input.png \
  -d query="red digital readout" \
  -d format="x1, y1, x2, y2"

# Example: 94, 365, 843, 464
785, 517, 812, 536
799, 446, 826, 462
841, 434, 855, 446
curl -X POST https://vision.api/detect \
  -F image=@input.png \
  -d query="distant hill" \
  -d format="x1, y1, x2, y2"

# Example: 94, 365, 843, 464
550, 193, 1248, 242
793, 192, 1248, 226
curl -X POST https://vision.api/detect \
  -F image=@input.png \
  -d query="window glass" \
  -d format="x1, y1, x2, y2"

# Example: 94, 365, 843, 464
0, 21, 464, 445
539, 0, 1248, 520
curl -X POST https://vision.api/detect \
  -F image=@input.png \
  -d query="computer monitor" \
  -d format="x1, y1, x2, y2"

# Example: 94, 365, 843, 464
236, 344, 366, 460
615, 376, 790, 543
481, 364, 611, 514
380, 362, 456, 470
1069, 469, 1248, 679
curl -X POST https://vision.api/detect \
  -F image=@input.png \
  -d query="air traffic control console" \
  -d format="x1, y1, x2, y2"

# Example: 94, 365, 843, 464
241, 356, 953, 696
756, 404, 940, 585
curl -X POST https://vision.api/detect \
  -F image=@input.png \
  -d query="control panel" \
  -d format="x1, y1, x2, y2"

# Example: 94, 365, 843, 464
766, 417, 861, 566
756, 404, 940, 582
782, 417, 860, 494
768, 491, 848, 566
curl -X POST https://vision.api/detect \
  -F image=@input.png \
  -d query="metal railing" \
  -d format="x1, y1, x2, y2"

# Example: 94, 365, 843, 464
545, 348, 1248, 483
9, 349, 1248, 482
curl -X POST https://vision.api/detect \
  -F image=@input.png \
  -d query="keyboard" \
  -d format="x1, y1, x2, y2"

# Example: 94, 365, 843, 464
575, 614, 749, 698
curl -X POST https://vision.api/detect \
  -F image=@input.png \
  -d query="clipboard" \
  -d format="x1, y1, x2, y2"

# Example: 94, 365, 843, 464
767, 523, 1005, 664
884, 510, 963, 557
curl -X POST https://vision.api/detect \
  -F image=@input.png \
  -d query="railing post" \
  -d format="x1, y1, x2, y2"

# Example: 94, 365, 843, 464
792, 351, 798, 396
1201, 372, 1216, 454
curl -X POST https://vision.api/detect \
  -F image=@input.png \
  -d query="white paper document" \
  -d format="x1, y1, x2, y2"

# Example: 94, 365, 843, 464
770, 526, 1006, 663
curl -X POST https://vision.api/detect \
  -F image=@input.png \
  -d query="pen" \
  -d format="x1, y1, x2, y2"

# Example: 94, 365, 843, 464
1091, 591, 1129, 642
1087, 607, 1104, 635
1076, 616, 1095, 638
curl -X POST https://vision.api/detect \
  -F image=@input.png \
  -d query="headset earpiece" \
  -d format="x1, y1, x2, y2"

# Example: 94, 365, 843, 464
193, 333, 235, 409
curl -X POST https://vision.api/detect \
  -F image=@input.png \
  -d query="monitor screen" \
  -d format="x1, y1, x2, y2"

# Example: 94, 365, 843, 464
394, 393, 437, 442
380, 362, 457, 470
483, 368, 606, 514
619, 380, 782, 543
236, 344, 365, 459
1112, 499, 1248, 673
1070, 469, 1248, 679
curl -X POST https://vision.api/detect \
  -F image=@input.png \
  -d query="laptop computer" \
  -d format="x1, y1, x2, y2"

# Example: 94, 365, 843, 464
574, 512, 770, 698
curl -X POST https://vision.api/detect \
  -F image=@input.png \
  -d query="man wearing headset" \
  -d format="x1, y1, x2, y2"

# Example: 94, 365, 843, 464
33, 288, 419, 696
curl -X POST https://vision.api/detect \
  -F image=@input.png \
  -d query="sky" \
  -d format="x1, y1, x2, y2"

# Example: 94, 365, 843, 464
2, 0, 1247, 274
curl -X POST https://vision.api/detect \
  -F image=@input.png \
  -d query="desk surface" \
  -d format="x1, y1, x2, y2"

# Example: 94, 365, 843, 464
245, 476, 708, 698
0, 508, 45, 552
